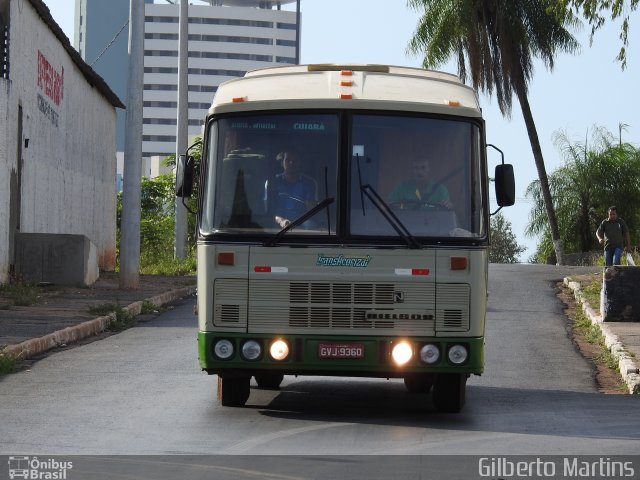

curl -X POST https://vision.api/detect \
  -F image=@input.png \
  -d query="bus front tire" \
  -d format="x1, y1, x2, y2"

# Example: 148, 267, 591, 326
432, 373, 467, 413
218, 376, 250, 407
254, 372, 284, 390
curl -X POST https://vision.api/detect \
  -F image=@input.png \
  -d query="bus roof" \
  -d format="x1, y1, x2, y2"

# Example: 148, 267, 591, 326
210, 64, 482, 117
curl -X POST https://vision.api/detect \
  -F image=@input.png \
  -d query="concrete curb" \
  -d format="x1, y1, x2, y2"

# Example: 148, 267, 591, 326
3, 285, 196, 362
564, 278, 640, 394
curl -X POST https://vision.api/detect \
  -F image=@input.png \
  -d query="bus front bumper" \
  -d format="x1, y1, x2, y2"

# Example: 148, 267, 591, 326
198, 332, 484, 378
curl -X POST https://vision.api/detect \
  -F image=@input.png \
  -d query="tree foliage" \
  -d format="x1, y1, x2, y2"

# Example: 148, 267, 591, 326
490, 213, 526, 263
116, 140, 203, 274
558, 0, 639, 68
164, 136, 203, 243
526, 126, 640, 261
406, 0, 580, 264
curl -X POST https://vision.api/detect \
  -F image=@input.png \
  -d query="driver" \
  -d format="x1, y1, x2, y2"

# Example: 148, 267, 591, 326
388, 157, 452, 210
265, 150, 318, 228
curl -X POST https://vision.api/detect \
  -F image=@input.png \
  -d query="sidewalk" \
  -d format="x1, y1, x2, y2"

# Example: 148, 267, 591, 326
564, 276, 640, 394
0, 273, 196, 361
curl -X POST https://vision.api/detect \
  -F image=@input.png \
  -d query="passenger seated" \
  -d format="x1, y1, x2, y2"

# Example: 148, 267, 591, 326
264, 150, 318, 228
388, 157, 453, 210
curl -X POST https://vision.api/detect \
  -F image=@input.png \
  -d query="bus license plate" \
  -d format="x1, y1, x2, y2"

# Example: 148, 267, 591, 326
318, 343, 365, 359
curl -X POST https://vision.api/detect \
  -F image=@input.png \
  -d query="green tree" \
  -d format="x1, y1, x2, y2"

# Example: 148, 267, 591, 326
407, 0, 579, 264
526, 126, 640, 261
117, 173, 197, 274
490, 213, 526, 263
558, 0, 638, 68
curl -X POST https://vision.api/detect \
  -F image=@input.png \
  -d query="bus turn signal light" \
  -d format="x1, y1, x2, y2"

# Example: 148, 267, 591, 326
450, 257, 468, 270
217, 252, 235, 266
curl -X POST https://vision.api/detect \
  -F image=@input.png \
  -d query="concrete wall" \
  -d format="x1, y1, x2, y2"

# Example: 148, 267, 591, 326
15, 232, 99, 286
601, 266, 640, 322
0, 79, 8, 283
0, 0, 118, 283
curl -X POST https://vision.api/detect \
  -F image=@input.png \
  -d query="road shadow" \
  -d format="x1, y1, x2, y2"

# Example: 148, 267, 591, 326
249, 377, 640, 441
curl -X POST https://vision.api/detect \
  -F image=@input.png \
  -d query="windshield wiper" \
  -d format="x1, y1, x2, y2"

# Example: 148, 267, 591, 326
264, 197, 335, 247
360, 184, 420, 249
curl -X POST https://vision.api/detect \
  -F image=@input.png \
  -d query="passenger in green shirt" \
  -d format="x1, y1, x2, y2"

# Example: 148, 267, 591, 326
596, 206, 632, 266
388, 158, 452, 210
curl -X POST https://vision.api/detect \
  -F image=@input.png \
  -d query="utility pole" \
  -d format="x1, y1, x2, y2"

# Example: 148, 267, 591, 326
174, 0, 189, 259
120, 0, 145, 289
295, 0, 301, 64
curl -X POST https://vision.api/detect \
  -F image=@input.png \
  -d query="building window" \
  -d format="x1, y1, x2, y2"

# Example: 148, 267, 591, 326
145, 33, 273, 45
1, 26, 8, 79
144, 67, 178, 74
145, 16, 178, 23
144, 101, 178, 108
144, 101, 212, 109
277, 22, 297, 30
189, 18, 273, 28
276, 39, 296, 47
187, 51, 272, 62
144, 50, 178, 57
144, 84, 178, 91
188, 85, 217, 93
276, 56, 296, 64
143, 135, 177, 142
145, 17, 273, 28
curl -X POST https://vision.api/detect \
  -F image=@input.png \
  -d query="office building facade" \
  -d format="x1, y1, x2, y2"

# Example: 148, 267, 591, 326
76, 0, 299, 160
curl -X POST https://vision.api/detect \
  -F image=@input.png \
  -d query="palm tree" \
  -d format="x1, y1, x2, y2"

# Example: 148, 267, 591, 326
559, 0, 638, 69
407, 0, 580, 264
527, 127, 640, 258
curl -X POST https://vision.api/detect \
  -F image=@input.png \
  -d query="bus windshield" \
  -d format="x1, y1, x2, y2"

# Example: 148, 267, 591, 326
200, 112, 486, 240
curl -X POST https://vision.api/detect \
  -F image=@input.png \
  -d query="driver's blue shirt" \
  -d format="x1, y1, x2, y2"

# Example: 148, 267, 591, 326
265, 173, 318, 220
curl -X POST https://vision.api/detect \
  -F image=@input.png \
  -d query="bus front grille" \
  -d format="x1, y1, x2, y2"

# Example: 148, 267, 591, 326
212, 279, 470, 333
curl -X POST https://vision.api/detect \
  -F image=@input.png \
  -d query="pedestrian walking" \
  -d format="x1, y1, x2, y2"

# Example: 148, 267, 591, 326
596, 206, 632, 266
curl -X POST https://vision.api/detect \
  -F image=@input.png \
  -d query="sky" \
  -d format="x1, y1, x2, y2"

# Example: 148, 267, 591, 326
43, 0, 639, 260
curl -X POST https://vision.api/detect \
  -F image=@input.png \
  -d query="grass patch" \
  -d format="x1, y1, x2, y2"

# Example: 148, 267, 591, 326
567, 273, 601, 314
0, 282, 42, 307
140, 254, 197, 276
88, 303, 122, 317
140, 300, 160, 314
571, 305, 620, 372
0, 347, 16, 375
581, 280, 602, 311
88, 303, 136, 332
106, 306, 136, 332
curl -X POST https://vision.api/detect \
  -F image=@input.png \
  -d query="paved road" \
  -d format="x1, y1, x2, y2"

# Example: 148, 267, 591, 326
1, 264, 638, 462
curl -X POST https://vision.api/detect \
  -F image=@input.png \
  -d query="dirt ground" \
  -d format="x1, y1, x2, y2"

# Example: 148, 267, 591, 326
557, 283, 627, 394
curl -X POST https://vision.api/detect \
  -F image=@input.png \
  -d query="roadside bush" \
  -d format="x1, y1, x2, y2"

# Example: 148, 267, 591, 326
117, 171, 197, 276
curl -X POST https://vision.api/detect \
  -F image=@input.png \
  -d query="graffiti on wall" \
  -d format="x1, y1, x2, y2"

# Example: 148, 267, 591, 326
36, 50, 64, 127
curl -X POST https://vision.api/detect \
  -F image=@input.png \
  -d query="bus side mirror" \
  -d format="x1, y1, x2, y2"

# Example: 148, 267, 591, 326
495, 164, 515, 207
176, 154, 194, 198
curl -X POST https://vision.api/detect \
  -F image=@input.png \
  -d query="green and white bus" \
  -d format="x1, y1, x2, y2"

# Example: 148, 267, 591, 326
177, 64, 514, 413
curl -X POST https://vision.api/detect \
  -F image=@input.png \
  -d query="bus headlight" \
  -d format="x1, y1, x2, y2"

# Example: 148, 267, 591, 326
241, 340, 262, 361
269, 339, 290, 361
391, 342, 413, 366
447, 344, 468, 365
419, 344, 440, 364
214, 339, 234, 360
